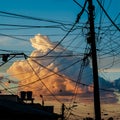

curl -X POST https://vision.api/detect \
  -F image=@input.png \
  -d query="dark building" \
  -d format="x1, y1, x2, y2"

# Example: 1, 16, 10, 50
0, 91, 62, 120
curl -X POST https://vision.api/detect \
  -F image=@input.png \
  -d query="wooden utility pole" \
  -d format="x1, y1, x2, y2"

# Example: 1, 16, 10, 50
87, 0, 101, 119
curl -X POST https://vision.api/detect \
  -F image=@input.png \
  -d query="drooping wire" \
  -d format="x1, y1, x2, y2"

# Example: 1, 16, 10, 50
73, 0, 88, 13
96, 0, 120, 31
24, 57, 63, 104
27, 0, 88, 58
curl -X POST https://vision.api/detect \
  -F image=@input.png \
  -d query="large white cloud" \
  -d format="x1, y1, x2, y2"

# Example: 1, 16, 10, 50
7, 34, 117, 102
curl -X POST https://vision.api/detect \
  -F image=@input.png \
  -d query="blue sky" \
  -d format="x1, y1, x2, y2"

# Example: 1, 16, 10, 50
0, 0, 120, 81
0, 0, 120, 118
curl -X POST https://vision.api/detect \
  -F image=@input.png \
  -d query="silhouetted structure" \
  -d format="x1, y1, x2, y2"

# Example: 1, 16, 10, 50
0, 91, 61, 120
20, 91, 34, 103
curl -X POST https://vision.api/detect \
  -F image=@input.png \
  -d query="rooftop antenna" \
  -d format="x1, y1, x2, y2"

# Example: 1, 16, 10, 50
40, 94, 44, 106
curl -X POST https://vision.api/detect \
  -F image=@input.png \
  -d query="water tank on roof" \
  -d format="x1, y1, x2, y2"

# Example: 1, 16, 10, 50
20, 91, 26, 100
26, 91, 32, 100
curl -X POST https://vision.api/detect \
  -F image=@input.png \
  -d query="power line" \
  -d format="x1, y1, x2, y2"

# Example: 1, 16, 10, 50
0, 33, 29, 42
73, 0, 88, 13
29, 0, 87, 58
96, 0, 120, 31
0, 10, 67, 26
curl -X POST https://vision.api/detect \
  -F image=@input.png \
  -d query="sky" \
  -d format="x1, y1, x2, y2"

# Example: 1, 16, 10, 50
0, 0, 119, 78
0, 1, 120, 119
0, 0, 120, 105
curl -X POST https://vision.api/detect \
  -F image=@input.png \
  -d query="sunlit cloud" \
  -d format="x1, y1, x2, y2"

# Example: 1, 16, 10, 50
6, 34, 118, 103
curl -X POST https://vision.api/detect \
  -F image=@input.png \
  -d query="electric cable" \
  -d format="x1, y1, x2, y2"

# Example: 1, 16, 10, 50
96, 0, 120, 31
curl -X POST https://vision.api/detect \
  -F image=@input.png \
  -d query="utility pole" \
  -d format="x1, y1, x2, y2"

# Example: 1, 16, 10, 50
87, 0, 101, 119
